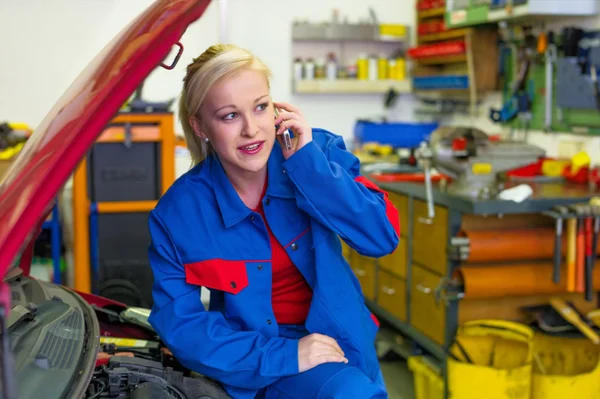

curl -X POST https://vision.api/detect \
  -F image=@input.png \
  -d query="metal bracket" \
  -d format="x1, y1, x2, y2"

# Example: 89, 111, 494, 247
435, 277, 464, 307
160, 42, 184, 70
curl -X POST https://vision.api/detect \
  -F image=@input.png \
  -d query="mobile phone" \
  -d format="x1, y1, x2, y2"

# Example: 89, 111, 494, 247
274, 108, 292, 151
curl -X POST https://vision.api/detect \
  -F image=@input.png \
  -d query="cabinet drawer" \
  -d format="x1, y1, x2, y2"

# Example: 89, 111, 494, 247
352, 254, 376, 301
377, 270, 407, 321
411, 265, 447, 345
389, 192, 408, 236
378, 236, 407, 278
412, 199, 449, 275
341, 239, 351, 263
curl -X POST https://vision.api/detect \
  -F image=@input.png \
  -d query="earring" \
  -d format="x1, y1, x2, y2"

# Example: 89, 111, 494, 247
204, 138, 209, 143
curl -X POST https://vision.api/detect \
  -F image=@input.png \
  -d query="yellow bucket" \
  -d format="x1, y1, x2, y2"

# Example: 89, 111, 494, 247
408, 356, 444, 399
447, 320, 534, 399
531, 333, 600, 399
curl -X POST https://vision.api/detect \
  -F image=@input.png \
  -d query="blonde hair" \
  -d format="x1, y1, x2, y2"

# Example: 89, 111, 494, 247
179, 44, 272, 165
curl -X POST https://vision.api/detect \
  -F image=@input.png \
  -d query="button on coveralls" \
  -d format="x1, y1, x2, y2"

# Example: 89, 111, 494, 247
148, 129, 401, 398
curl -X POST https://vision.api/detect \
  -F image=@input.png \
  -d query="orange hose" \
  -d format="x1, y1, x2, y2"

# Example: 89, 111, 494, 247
453, 261, 600, 299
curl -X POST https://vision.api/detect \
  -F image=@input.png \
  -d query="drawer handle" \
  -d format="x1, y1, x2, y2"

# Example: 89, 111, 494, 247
354, 268, 366, 277
416, 284, 432, 294
417, 217, 433, 225
381, 286, 396, 295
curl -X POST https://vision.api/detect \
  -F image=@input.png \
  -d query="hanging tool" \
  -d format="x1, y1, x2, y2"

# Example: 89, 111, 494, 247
592, 65, 600, 112
584, 206, 594, 301
550, 205, 569, 283
417, 141, 435, 219
566, 216, 577, 292
589, 198, 600, 301
573, 204, 586, 293
544, 31, 557, 132
490, 31, 537, 124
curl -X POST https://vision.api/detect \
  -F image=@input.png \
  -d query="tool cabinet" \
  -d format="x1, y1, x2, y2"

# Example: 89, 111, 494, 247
72, 112, 175, 306
346, 176, 600, 397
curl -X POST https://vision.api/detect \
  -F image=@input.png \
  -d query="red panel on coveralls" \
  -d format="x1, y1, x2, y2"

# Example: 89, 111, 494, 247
185, 259, 249, 294
354, 176, 401, 238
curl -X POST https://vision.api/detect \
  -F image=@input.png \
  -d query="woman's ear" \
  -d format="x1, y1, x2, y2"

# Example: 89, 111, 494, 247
189, 116, 207, 141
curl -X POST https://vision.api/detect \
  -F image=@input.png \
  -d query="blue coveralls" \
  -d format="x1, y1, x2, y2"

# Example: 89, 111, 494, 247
148, 129, 400, 399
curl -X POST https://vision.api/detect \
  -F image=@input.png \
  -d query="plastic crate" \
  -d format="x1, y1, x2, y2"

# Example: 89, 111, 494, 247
413, 75, 469, 90
354, 121, 438, 148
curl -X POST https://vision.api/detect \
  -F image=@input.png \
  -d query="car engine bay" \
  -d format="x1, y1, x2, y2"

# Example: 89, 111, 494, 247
7, 271, 231, 399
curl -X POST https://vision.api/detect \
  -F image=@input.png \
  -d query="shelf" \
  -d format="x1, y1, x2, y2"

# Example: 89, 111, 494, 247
418, 28, 472, 43
293, 79, 412, 94
418, 7, 446, 19
445, 1, 600, 28
414, 54, 467, 65
292, 37, 406, 44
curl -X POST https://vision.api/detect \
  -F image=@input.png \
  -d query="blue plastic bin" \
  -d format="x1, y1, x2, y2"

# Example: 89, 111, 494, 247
354, 121, 438, 148
413, 75, 469, 90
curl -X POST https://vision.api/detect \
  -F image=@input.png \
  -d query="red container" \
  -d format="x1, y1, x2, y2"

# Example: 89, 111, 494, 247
408, 40, 466, 59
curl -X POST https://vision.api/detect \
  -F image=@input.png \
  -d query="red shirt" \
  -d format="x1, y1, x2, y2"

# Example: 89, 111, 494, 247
253, 183, 313, 325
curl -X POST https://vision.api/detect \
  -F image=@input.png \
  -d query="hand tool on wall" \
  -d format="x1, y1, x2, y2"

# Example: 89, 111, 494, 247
566, 216, 578, 292
544, 31, 557, 132
585, 206, 594, 301
550, 206, 569, 283
490, 32, 537, 125
572, 204, 586, 293
592, 65, 600, 112
549, 297, 600, 344
417, 141, 435, 219
590, 198, 600, 300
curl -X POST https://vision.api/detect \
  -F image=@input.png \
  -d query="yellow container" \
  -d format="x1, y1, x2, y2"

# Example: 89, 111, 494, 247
378, 57, 389, 80
408, 356, 444, 399
357, 56, 368, 80
447, 320, 534, 399
542, 159, 569, 177
531, 333, 600, 399
379, 24, 407, 38
395, 57, 406, 80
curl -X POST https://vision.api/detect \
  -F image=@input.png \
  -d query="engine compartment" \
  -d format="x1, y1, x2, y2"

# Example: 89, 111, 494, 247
87, 356, 230, 399
7, 272, 231, 399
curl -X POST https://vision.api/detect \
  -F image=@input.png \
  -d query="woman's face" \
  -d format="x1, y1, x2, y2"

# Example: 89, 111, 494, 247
195, 68, 275, 176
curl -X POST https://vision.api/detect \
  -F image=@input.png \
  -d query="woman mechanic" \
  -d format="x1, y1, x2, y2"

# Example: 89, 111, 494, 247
147, 44, 400, 399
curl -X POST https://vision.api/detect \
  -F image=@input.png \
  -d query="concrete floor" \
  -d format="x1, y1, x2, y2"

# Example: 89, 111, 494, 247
381, 359, 415, 399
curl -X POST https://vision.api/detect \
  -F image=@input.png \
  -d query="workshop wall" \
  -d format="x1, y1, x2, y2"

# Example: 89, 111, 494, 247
443, 15, 600, 164
0, 0, 417, 145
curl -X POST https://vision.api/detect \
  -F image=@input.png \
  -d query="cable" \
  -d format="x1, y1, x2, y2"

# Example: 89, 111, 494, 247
86, 380, 106, 399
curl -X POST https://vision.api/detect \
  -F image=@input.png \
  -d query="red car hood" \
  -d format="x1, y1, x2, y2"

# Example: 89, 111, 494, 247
0, 0, 211, 278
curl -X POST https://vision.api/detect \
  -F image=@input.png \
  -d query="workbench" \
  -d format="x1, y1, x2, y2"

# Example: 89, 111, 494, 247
344, 177, 600, 397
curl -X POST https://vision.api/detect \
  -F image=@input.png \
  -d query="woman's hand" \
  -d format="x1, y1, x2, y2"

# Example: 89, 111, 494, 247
298, 333, 348, 373
274, 101, 312, 159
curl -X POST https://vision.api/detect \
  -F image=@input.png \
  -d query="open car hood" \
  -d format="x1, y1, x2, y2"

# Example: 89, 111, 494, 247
0, 0, 211, 278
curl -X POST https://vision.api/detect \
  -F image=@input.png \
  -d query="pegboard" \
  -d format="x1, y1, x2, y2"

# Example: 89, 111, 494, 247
500, 30, 600, 134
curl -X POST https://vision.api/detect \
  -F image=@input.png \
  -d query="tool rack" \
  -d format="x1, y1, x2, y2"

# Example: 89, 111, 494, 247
411, 0, 500, 116
347, 175, 600, 398
72, 112, 175, 305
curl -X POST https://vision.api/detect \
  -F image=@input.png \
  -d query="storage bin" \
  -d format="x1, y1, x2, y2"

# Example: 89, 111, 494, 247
447, 320, 534, 399
413, 75, 469, 90
408, 41, 466, 59
353, 121, 438, 148
531, 333, 600, 399
408, 356, 444, 399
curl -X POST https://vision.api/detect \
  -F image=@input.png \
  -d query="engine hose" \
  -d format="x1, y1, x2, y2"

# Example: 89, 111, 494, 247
130, 382, 172, 399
